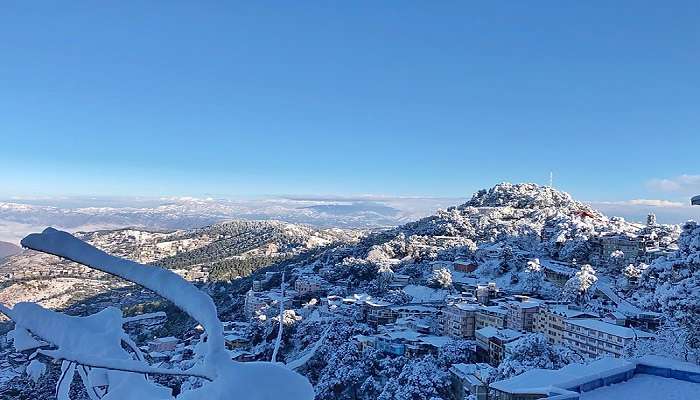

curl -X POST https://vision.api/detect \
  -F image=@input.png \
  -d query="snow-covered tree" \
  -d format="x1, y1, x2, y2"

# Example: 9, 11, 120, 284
490, 333, 582, 382
561, 264, 598, 305
621, 263, 643, 288
609, 250, 626, 272
437, 339, 475, 367
522, 258, 544, 294
376, 263, 395, 292
378, 356, 450, 400
429, 267, 452, 289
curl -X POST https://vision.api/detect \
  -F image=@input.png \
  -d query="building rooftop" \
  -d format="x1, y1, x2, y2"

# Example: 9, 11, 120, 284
548, 305, 599, 319
580, 373, 700, 400
476, 327, 523, 341
490, 357, 634, 395
566, 318, 654, 339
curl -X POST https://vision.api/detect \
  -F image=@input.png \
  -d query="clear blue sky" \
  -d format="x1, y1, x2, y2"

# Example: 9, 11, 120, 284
1, 1, 698, 201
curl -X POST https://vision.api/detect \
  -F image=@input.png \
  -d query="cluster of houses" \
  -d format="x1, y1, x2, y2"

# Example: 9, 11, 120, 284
234, 251, 682, 400
0, 262, 104, 281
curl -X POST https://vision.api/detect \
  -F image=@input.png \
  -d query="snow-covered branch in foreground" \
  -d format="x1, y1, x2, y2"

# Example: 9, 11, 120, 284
13, 227, 314, 400
21, 228, 225, 360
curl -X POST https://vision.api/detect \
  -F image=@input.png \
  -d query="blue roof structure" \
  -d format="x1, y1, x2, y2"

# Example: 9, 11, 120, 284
692, 195, 700, 206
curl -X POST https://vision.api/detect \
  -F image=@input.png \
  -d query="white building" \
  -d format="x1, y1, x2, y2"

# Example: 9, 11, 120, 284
564, 318, 653, 358
534, 305, 599, 345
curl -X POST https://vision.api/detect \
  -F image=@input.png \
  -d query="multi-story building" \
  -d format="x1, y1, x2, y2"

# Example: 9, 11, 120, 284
534, 305, 599, 345
449, 363, 492, 400
475, 282, 499, 304
592, 234, 645, 268
389, 273, 411, 289
391, 305, 439, 321
475, 305, 508, 330
475, 327, 524, 366
243, 287, 295, 319
563, 319, 653, 358
444, 303, 479, 339
294, 275, 327, 296
358, 328, 451, 358
366, 300, 395, 327
505, 299, 541, 332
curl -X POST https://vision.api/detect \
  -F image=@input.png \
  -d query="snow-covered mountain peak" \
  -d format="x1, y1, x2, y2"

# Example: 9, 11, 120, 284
462, 183, 593, 213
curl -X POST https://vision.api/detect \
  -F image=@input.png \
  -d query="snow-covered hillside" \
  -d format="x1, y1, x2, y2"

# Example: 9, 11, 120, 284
0, 220, 363, 311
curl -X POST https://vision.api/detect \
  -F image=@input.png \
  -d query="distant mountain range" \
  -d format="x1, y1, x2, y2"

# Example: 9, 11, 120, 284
0, 241, 20, 259
0, 196, 461, 244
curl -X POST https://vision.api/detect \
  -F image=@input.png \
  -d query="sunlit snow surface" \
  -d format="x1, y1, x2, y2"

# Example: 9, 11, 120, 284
580, 374, 700, 400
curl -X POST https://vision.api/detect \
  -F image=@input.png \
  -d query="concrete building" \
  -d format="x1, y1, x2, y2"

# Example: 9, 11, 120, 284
475, 327, 524, 366
390, 273, 411, 288
541, 260, 576, 287
563, 319, 653, 358
358, 328, 451, 358
505, 299, 541, 332
449, 363, 492, 400
475, 305, 508, 330
476, 282, 499, 304
592, 234, 645, 268
366, 300, 395, 327
444, 303, 479, 339
148, 336, 179, 353
534, 305, 599, 345
294, 275, 327, 296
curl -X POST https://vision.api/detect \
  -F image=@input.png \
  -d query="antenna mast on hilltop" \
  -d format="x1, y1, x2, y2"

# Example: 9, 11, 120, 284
549, 172, 553, 188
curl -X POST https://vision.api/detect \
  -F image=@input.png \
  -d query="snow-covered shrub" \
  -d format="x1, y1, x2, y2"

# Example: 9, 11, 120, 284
522, 258, 544, 294
489, 333, 582, 383
429, 267, 453, 289
561, 264, 598, 305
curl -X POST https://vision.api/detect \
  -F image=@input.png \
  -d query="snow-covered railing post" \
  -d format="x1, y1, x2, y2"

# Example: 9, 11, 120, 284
271, 272, 285, 363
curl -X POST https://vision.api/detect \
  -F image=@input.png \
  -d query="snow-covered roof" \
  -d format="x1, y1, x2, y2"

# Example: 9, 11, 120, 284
490, 357, 635, 394
479, 305, 508, 315
417, 335, 452, 348
150, 336, 178, 344
403, 285, 449, 303
507, 300, 541, 309
579, 373, 700, 400
390, 305, 437, 312
476, 327, 523, 341
365, 299, 391, 307
454, 302, 480, 311
636, 355, 700, 373
547, 305, 599, 319
566, 319, 654, 339
376, 329, 424, 341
